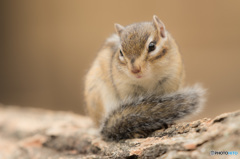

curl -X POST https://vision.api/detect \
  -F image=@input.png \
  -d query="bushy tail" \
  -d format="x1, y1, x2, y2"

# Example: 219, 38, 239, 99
100, 84, 206, 141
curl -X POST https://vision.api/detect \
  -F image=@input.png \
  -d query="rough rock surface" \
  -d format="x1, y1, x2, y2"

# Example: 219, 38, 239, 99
0, 105, 239, 159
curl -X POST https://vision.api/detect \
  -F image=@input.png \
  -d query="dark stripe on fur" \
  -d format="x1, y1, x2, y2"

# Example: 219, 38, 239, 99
109, 44, 121, 100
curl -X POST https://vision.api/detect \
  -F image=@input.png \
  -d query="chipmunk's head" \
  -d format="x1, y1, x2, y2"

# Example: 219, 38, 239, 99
114, 15, 173, 80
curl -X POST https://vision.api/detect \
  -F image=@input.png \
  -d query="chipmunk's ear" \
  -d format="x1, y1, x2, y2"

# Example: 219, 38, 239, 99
114, 23, 125, 36
153, 15, 167, 39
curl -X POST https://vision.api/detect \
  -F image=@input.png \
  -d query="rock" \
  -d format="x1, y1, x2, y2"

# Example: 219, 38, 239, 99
0, 105, 239, 159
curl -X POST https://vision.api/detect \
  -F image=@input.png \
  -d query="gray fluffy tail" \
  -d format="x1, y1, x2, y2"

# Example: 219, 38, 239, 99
101, 84, 206, 141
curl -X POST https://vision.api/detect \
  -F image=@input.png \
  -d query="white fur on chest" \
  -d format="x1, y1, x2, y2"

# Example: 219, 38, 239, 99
100, 83, 120, 116
101, 71, 168, 117
116, 76, 162, 102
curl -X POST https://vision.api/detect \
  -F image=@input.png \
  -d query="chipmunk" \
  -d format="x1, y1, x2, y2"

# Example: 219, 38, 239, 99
84, 15, 206, 141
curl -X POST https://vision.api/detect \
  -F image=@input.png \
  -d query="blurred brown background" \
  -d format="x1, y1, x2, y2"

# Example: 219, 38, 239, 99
1, 0, 239, 120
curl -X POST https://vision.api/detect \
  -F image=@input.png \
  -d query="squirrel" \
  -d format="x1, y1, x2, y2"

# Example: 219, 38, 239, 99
84, 15, 206, 141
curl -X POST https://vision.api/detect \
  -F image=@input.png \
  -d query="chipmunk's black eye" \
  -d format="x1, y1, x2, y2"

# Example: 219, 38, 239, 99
148, 42, 156, 53
120, 50, 123, 56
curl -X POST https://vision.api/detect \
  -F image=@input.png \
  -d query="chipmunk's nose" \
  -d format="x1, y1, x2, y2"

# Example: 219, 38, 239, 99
131, 67, 141, 74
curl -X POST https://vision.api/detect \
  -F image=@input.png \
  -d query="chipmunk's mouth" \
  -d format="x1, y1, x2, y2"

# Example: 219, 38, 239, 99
129, 70, 145, 79
136, 75, 142, 79
129, 73, 143, 79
